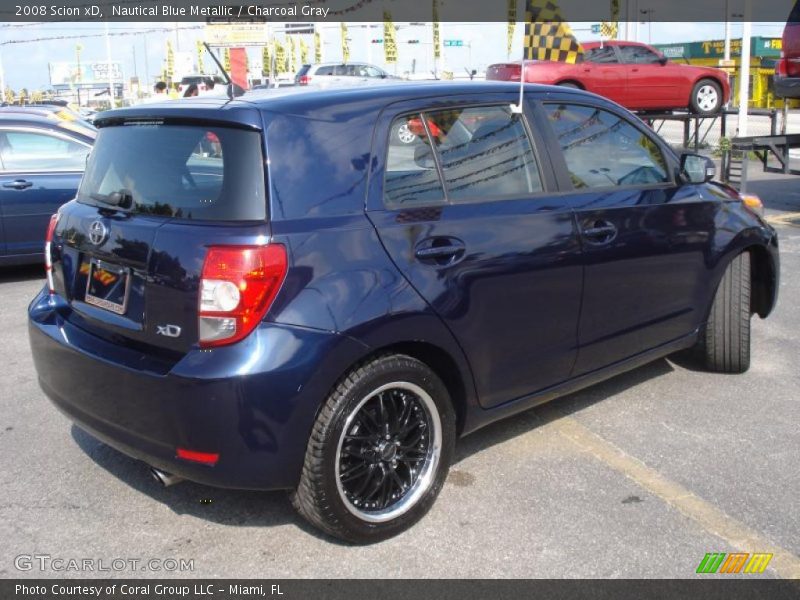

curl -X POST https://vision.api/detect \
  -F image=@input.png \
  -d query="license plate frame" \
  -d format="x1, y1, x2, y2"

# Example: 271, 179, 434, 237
84, 258, 131, 315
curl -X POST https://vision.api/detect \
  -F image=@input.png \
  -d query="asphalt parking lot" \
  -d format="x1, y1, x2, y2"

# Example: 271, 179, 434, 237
1, 168, 798, 579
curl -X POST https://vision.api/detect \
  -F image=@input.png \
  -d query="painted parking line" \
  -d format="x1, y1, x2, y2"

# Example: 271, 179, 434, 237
766, 212, 800, 225
536, 405, 800, 579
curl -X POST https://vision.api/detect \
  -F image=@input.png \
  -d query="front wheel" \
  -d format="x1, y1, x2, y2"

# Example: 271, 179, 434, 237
291, 354, 455, 543
693, 252, 752, 373
690, 79, 723, 115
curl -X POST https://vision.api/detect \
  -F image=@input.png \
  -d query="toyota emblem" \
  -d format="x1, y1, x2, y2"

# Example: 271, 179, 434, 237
88, 220, 108, 246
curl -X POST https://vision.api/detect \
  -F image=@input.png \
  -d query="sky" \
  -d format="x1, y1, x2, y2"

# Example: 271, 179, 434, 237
0, 20, 787, 91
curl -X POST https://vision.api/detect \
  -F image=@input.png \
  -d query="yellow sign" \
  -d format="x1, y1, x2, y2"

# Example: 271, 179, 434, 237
204, 23, 266, 47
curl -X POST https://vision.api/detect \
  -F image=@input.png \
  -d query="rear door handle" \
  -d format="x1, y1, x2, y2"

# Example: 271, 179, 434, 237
2, 179, 33, 190
414, 237, 466, 265
581, 220, 618, 244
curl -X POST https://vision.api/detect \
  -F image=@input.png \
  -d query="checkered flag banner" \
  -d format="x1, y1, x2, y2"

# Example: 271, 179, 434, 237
523, 0, 584, 63
600, 21, 618, 39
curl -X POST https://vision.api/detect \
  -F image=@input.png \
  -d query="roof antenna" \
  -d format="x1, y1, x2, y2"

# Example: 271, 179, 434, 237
203, 41, 239, 99
510, 59, 526, 114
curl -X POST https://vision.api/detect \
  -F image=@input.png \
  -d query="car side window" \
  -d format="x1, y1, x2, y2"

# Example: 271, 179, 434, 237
585, 46, 618, 64
384, 114, 446, 207
426, 105, 543, 201
618, 45, 663, 64
0, 130, 90, 172
364, 66, 384, 78
543, 103, 669, 189
315, 66, 334, 76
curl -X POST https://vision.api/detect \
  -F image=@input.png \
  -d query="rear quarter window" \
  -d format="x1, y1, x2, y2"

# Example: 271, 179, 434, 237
77, 124, 266, 221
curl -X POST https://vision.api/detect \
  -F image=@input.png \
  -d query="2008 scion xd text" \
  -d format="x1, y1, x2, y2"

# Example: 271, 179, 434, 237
28, 82, 779, 543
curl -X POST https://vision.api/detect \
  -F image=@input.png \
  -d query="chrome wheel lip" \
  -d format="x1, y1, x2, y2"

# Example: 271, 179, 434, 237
335, 381, 442, 524
397, 123, 416, 144
696, 85, 719, 112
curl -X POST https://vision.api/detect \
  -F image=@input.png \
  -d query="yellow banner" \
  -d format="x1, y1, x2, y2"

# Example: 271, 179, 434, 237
432, 1, 440, 59
508, 0, 516, 58
314, 29, 322, 63
274, 40, 286, 74
341, 22, 350, 62
384, 11, 397, 64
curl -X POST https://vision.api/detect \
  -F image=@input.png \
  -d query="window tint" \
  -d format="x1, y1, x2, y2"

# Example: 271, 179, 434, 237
315, 66, 334, 76
384, 115, 446, 207
618, 45, 663, 64
426, 105, 542, 201
544, 103, 669, 189
77, 124, 265, 221
585, 46, 618, 63
0, 130, 90, 171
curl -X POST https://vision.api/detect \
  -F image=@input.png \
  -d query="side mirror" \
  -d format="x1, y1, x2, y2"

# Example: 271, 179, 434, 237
680, 153, 716, 183
658, 56, 669, 65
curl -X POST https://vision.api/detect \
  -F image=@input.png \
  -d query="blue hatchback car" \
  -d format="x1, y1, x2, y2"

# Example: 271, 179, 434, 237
0, 111, 94, 265
28, 83, 779, 542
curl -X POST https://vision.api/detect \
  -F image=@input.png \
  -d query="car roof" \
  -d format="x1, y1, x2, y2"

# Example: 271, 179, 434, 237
95, 81, 605, 128
582, 40, 655, 50
0, 111, 96, 141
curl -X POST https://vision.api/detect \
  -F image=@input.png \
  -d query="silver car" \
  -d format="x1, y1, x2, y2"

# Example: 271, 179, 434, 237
295, 62, 398, 87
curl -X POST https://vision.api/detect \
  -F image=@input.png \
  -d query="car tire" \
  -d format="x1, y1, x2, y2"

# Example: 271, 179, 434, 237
291, 353, 456, 543
690, 79, 723, 115
695, 252, 751, 373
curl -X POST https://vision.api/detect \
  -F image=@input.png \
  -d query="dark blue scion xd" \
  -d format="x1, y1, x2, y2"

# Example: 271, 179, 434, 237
28, 82, 778, 543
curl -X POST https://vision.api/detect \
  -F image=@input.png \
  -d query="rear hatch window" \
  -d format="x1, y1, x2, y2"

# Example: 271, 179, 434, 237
77, 123, 266, 221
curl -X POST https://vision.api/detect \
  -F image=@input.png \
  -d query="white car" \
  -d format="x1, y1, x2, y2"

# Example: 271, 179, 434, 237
295, 62, 399, 87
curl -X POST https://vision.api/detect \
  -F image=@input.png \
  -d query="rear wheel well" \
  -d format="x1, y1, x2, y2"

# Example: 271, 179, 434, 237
747, 245, 776, 318
557, 80, 584, 89
345, 342, 468, 435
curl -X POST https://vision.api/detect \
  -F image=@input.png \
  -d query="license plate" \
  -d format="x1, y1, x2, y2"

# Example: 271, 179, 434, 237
85, 259, 130, 315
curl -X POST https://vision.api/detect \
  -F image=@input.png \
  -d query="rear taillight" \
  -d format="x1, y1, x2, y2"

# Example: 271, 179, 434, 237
298, 75, 311, 85
44, 213, 59, 294
198, 245, 287, 348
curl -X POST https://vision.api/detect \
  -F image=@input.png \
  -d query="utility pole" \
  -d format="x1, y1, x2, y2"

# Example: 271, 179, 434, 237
737, 1, 752, 137
724, 0, 731, 61
105, 22, 114, 107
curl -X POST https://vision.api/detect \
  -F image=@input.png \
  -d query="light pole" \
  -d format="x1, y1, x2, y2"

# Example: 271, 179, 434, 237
75, 43, 83, 106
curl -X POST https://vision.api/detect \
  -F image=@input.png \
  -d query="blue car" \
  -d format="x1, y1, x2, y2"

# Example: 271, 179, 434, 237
0, 112, 94, 265
28, 84, 778, 542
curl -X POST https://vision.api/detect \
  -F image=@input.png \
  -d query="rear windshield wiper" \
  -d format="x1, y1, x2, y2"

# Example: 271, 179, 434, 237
90, 189, 133, 210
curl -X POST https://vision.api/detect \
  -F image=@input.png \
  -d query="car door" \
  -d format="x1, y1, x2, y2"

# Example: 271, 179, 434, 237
540, 100, 715, 376
579, 46, 627, 103
0, 127, 90, 258
367, 95, 584, 408
617, 44, 686, 108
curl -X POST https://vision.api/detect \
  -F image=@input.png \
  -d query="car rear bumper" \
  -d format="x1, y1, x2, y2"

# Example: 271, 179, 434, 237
774, 76, 800, 99
28, 289, 367, 490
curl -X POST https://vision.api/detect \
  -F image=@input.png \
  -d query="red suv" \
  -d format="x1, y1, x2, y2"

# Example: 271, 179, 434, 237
487, 41, 731, 115
775, 1, 800, 98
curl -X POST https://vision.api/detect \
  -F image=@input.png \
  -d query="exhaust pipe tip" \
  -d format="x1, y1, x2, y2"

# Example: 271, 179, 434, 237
149, 466, 184, 488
